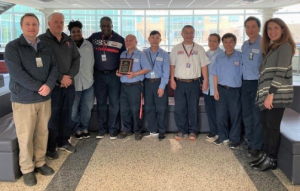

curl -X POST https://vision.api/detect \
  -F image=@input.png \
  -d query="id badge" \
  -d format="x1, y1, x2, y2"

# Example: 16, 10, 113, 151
186, 63, 191, 68
36, 57, 43, 67
101, 54, 107, 62
150, 71, 155, 79
249, 52, 253, 60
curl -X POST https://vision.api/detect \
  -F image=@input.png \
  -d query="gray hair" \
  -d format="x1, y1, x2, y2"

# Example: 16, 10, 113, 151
48, 12, 65, 22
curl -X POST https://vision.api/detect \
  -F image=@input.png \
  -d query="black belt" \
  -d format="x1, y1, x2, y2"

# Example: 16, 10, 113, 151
123, 81, 142, 86
145, 78, 160, 82
175, 77, 199, 83
218, 84, 236, 89
97, 70, 116, 74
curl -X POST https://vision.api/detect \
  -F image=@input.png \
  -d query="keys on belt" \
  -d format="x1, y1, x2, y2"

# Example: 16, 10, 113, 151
175, 77, 199, 83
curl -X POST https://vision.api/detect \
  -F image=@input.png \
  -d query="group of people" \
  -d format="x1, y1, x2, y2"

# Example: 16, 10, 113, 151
4, 12, 295, 187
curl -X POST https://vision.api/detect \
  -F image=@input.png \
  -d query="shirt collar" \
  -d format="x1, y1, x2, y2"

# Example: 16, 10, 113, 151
24, 37, 40, 46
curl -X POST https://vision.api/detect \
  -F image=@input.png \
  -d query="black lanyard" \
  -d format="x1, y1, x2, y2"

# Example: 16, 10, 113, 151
126, 52, 134, 59
148, 52, 159, 68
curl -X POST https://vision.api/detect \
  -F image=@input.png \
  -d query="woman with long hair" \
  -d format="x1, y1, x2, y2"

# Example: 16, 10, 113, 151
251, 18, 295, 171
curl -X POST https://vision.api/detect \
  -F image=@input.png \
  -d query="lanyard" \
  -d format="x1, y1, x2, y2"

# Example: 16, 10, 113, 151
126, 52, 134, 59
148, 52, 159, 68
101, 35, 111, 54
182, 43, 194, 58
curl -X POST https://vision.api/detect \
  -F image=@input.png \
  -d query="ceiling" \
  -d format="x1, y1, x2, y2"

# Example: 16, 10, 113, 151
1, 0, 300, 10
0, 1, 14, 14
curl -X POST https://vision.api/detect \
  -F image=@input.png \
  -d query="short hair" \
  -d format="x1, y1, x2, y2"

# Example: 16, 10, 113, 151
20, 13, 39, 26
222, 33, 237, 43
100, 16, 112, 24
209, 33, 221, 42
244, 16, 261, 28
181, 25, 195, 33
149, 30, 161, 37
261, 18, 296, 56
68, 20, 83, 32
48, 12, 64, 22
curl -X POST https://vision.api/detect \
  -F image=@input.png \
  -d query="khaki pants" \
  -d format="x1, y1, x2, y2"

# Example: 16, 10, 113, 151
12, 99, 51, 174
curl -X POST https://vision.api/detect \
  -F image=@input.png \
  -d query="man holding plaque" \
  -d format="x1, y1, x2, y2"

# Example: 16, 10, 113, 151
170, 25, 210, 140
143, 30, 170, 140
88, 17, 126, 140
116, 34, 151, 140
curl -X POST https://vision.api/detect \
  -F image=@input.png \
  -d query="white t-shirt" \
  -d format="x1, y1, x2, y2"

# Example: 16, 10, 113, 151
170, 42, 210, 79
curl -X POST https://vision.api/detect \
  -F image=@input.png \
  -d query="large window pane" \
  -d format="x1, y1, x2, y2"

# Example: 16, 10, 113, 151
145, 16, 169, 47
122, 16, 146, 49
170, 16, 193, 45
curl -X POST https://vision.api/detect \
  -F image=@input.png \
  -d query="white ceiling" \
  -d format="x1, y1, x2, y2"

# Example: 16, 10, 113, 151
1, 0, 300, 10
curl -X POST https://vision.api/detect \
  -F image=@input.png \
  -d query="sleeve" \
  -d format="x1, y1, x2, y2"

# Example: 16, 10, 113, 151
210, 56, 218, 76
199, 47, 210, 67
170, 46, 176, 66
159, 52, 170, 89
68, 40, 80, 78
120, 37, 126, 53
140, 52, 151, 70
269, 43, 293, 94
45, 51, 58, 90
4, 42, 43, 91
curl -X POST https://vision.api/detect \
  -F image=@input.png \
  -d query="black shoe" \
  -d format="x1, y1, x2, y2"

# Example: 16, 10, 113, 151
74, 132, 83, 140
135, 133, 143, 140
117, 132, 132, 139
35, 164, 54, 176
82, 131, 90, 139
96, 133, 106, 139
206, 133, 217, 139
158, 133, 165, 141
249, 153, 266, 167
110, 133, 118, 140
58, 143, 76, 153
246, 149, 260, 158
143, 132, 151, 137
214, 138, 229, 145
23, 172, 37, 186
46, 150, 59, 160
252, 156, 277, 171
229, 142, 240, 150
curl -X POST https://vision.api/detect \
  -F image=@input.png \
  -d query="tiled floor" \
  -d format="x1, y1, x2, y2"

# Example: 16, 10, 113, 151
1, 134, 299, 191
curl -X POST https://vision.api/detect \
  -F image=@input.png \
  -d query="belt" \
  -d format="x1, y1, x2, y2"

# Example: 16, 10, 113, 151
97, 70, 116, 74
175, 77, 199, 83
145, 78, 160, 82
218, 84, 235, 89
123, 81, 142, 86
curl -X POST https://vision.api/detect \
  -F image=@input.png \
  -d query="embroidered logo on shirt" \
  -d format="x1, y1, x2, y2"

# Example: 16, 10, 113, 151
66, 41, 70, 47
234, 61, 240, 66
177, 51, 184, 54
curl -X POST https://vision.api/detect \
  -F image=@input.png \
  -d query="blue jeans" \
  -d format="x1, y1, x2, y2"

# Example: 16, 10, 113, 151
71, 85, 94, 133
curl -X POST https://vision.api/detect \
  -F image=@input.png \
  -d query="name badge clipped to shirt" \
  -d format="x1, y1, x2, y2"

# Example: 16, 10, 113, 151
36, 57, 43, 67
150, 71, 155, 78
234, 61, 240, 66
156, 57, 163, 62
101, 54, 107, 62
249, 52, 254, 60
252, 49, 260, 54
186, 63, 191, 68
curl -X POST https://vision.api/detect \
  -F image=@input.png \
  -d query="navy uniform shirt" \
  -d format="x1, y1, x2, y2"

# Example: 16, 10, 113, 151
87, 30, 126, 71
211, 50, 243, 88
143, 47, 170, 89
120, 48, 151, 83
241, 35, 262, 80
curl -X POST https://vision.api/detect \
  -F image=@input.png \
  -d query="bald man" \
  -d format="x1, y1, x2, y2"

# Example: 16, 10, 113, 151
116, 35, 151, 140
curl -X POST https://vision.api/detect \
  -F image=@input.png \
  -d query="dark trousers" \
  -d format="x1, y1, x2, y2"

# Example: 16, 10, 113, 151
215, 85, 242, 144
174, 80, 200, 134
144, 80, 168, 134
203, 94, 218, 135
261, 108, 285, 159
242, 80, 263, 150
94, 70, 120, 134
48, 85, 75, 152
120, 83, 143, 133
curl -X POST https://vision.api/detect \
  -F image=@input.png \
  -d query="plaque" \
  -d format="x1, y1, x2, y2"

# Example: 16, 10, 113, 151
119, 58, 133, 74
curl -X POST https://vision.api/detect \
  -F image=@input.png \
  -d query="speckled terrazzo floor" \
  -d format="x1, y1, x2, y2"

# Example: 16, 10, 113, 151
0, 134, 300, 191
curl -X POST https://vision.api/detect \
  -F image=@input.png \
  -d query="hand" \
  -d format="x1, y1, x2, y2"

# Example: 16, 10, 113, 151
126, 72, 135, 79
214, 91, 219, 101
116, 70, 123, 77
38, 84, 50, 96
264, 94, 274, 110
157, 88, 164, 97
60, 75, 72, 88
170, 79, 176, 90
202, 80, 208, 92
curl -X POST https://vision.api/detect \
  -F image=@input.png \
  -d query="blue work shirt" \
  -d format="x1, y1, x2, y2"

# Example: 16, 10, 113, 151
120, 48, 151, 83
211, 50, 243, 88
203, 47, 224, 96
143, 47, 170, 89
241, 35, 262, 80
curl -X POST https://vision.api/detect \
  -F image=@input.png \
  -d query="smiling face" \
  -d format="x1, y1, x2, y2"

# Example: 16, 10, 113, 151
70, 26, 82, 42
125, 35, 137, 51
267, 21, 283, 42
48, 14, 64, 36
208, 35, 220, 51
181, 27, 194, 44
222, 37, 236, 53
148, 34, 161, 48
100, 19, 113, 37
21, 16, 39, 39
245, 20, 260, 41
